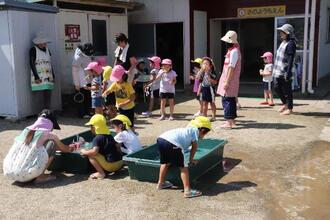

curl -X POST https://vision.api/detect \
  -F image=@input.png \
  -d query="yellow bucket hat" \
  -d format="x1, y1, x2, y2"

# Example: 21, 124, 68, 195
189, 116, 212, 130
85, 114, 110, 135
110, 114, 132, 130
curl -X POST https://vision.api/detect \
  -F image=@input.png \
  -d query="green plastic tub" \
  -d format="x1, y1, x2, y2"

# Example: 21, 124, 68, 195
123, 139, 227, 186
48, 130, 95, 174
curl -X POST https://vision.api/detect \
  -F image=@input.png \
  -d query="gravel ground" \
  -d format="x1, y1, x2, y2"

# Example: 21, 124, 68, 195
0, 96, 329, 220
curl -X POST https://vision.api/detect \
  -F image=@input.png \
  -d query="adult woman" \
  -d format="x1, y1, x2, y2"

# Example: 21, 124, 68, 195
114, 33, 137, 83
3, 109, 72, 183
217, 30, 241, 129
29, 32, 55, 109
72, 43, 94, 118
273, 24, 296, 115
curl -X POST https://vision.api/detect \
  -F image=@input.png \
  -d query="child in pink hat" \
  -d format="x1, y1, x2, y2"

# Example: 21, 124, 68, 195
154, 59, 177, 121
142, 56, 161, 117
102, 65, 136, 129
84, 62, 104, 114
259, 52, 274, 106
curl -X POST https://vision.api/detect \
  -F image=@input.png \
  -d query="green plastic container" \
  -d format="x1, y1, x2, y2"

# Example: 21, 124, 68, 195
48, 130, 95, 174
123, 139, 227, 186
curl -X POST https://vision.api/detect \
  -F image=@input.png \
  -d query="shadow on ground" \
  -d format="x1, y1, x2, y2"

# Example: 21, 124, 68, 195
233, 121, 306, 130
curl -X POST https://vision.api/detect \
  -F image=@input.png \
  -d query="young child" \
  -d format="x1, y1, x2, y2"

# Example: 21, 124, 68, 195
190, 58, 203, 117
84, 62, 104, 114
142, 56, 161, 117
102, 65, 136, 129
156, 116, 211, 198
81, 114, 123, 180
156, 59, 177, 121
259, 52, 274, 106
110, 114, 142, 154
102, 66, 117, 119
197, 57, 218, 121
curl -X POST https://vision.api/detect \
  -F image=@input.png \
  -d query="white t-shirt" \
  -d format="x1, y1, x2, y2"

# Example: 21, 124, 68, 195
114, 130, 142, 154
262, 64, 273, 82
229, 49, 238, 68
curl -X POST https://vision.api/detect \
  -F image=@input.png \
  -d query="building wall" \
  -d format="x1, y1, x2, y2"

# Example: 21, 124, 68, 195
0, 10, 61, 118
190, 0, 306, 18
57, 10, 128, 94
317, 0, 330, 79
128, 0, 191, 85
0, 11, 16, 117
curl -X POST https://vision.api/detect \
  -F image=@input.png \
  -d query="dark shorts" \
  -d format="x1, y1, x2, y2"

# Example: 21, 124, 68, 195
263, 81, 273, 91
151, 89, 160, 99
105, 92, 116, 106
201, 86, 216, 103
92, 96, 104, 108
157, 138, 184, 167
160, 92, 175, 99
118, 107, 135, 127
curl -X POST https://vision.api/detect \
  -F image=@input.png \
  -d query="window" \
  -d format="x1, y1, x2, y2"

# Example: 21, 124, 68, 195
92, 19, 107, 56
327, 8, 330, 43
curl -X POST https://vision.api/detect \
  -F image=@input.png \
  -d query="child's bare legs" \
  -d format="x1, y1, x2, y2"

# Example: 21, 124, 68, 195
95, 107, 103, 115
198, 100, 203, 114
202, 101, 208, 116
106, 105, 117, 119
159, 98, 166, 119
88, 156, 105, 179
211, 102, 216, 120
148, 97, 154, 113
180, 167, 190, 191
157, 163, 170, 186
169, 99, 175, 119
268, 91, 274, 105
264, 90, 269, 102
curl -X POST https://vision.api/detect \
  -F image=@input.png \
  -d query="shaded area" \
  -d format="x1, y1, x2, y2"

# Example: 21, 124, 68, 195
233, 121, 306, 130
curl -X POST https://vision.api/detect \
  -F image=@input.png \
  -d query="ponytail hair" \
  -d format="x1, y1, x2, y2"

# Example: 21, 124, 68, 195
122, 73, 128, 82
24, 130, 36, 145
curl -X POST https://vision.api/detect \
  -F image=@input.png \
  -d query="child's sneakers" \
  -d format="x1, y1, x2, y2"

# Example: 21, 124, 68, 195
184, 189, 202, 198
193, 111, 202, 117
157, 181, 173, 190
168, 116, 174, 121
142, 111, 152, 117
158, 115, 166, 120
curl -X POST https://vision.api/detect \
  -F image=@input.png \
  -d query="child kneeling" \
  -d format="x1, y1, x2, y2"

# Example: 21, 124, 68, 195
81, 114, 123, 179
156, 116, 211, 198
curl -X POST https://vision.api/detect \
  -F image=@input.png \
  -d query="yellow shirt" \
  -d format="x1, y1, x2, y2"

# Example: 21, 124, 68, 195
106, 82, 135, 110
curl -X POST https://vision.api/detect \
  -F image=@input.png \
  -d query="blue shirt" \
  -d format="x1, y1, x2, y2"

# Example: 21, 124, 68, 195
159, 126, 199, 151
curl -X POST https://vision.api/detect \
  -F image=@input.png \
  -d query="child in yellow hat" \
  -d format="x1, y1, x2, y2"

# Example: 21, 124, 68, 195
81, 114, 123, 179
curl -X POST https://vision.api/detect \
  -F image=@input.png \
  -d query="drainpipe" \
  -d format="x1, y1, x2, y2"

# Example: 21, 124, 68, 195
307, 0, 316, 94
302, 0, 309, 93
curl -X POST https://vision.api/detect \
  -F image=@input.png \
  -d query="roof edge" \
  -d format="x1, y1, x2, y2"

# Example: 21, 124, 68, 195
0, 0, 59, 13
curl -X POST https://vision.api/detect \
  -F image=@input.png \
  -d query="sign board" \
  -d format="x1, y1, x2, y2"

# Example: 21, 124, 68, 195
64, 24, 81, 51
237, 5, 286, 18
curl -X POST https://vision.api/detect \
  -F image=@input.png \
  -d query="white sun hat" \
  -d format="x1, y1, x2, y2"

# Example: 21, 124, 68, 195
32, 32, 51, 44
277, 23, 294, 35
221, 30, 238, 44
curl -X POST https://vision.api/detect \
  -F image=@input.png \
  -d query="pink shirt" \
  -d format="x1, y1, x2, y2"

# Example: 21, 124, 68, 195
217, 45, 241, 97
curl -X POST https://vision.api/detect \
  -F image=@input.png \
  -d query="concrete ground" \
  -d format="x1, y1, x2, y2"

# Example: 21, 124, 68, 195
0, 93, 329, 219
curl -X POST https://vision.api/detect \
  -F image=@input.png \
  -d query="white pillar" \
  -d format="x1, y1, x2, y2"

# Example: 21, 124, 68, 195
302, 0, 310, 93
307, 0, 316, 94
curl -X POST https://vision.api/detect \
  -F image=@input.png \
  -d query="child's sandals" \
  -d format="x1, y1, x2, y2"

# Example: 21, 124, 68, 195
89, 173, 105, 180
184, 189, 202, 198
157, 181, 173, 190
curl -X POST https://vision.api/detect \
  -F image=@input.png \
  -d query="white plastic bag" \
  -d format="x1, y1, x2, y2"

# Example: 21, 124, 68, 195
3, 139, 49, 182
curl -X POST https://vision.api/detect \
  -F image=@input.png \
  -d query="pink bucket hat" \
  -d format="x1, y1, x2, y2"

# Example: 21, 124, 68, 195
148, 56, 161, 69
110, 65, 126, 82
261, 52, 273, 63
84, 62, 103, 75
161, 58, 172, 66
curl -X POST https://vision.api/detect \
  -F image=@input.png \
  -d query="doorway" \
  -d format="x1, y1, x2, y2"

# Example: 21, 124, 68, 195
220, 18, 274, 82
128, 22, 184, 89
